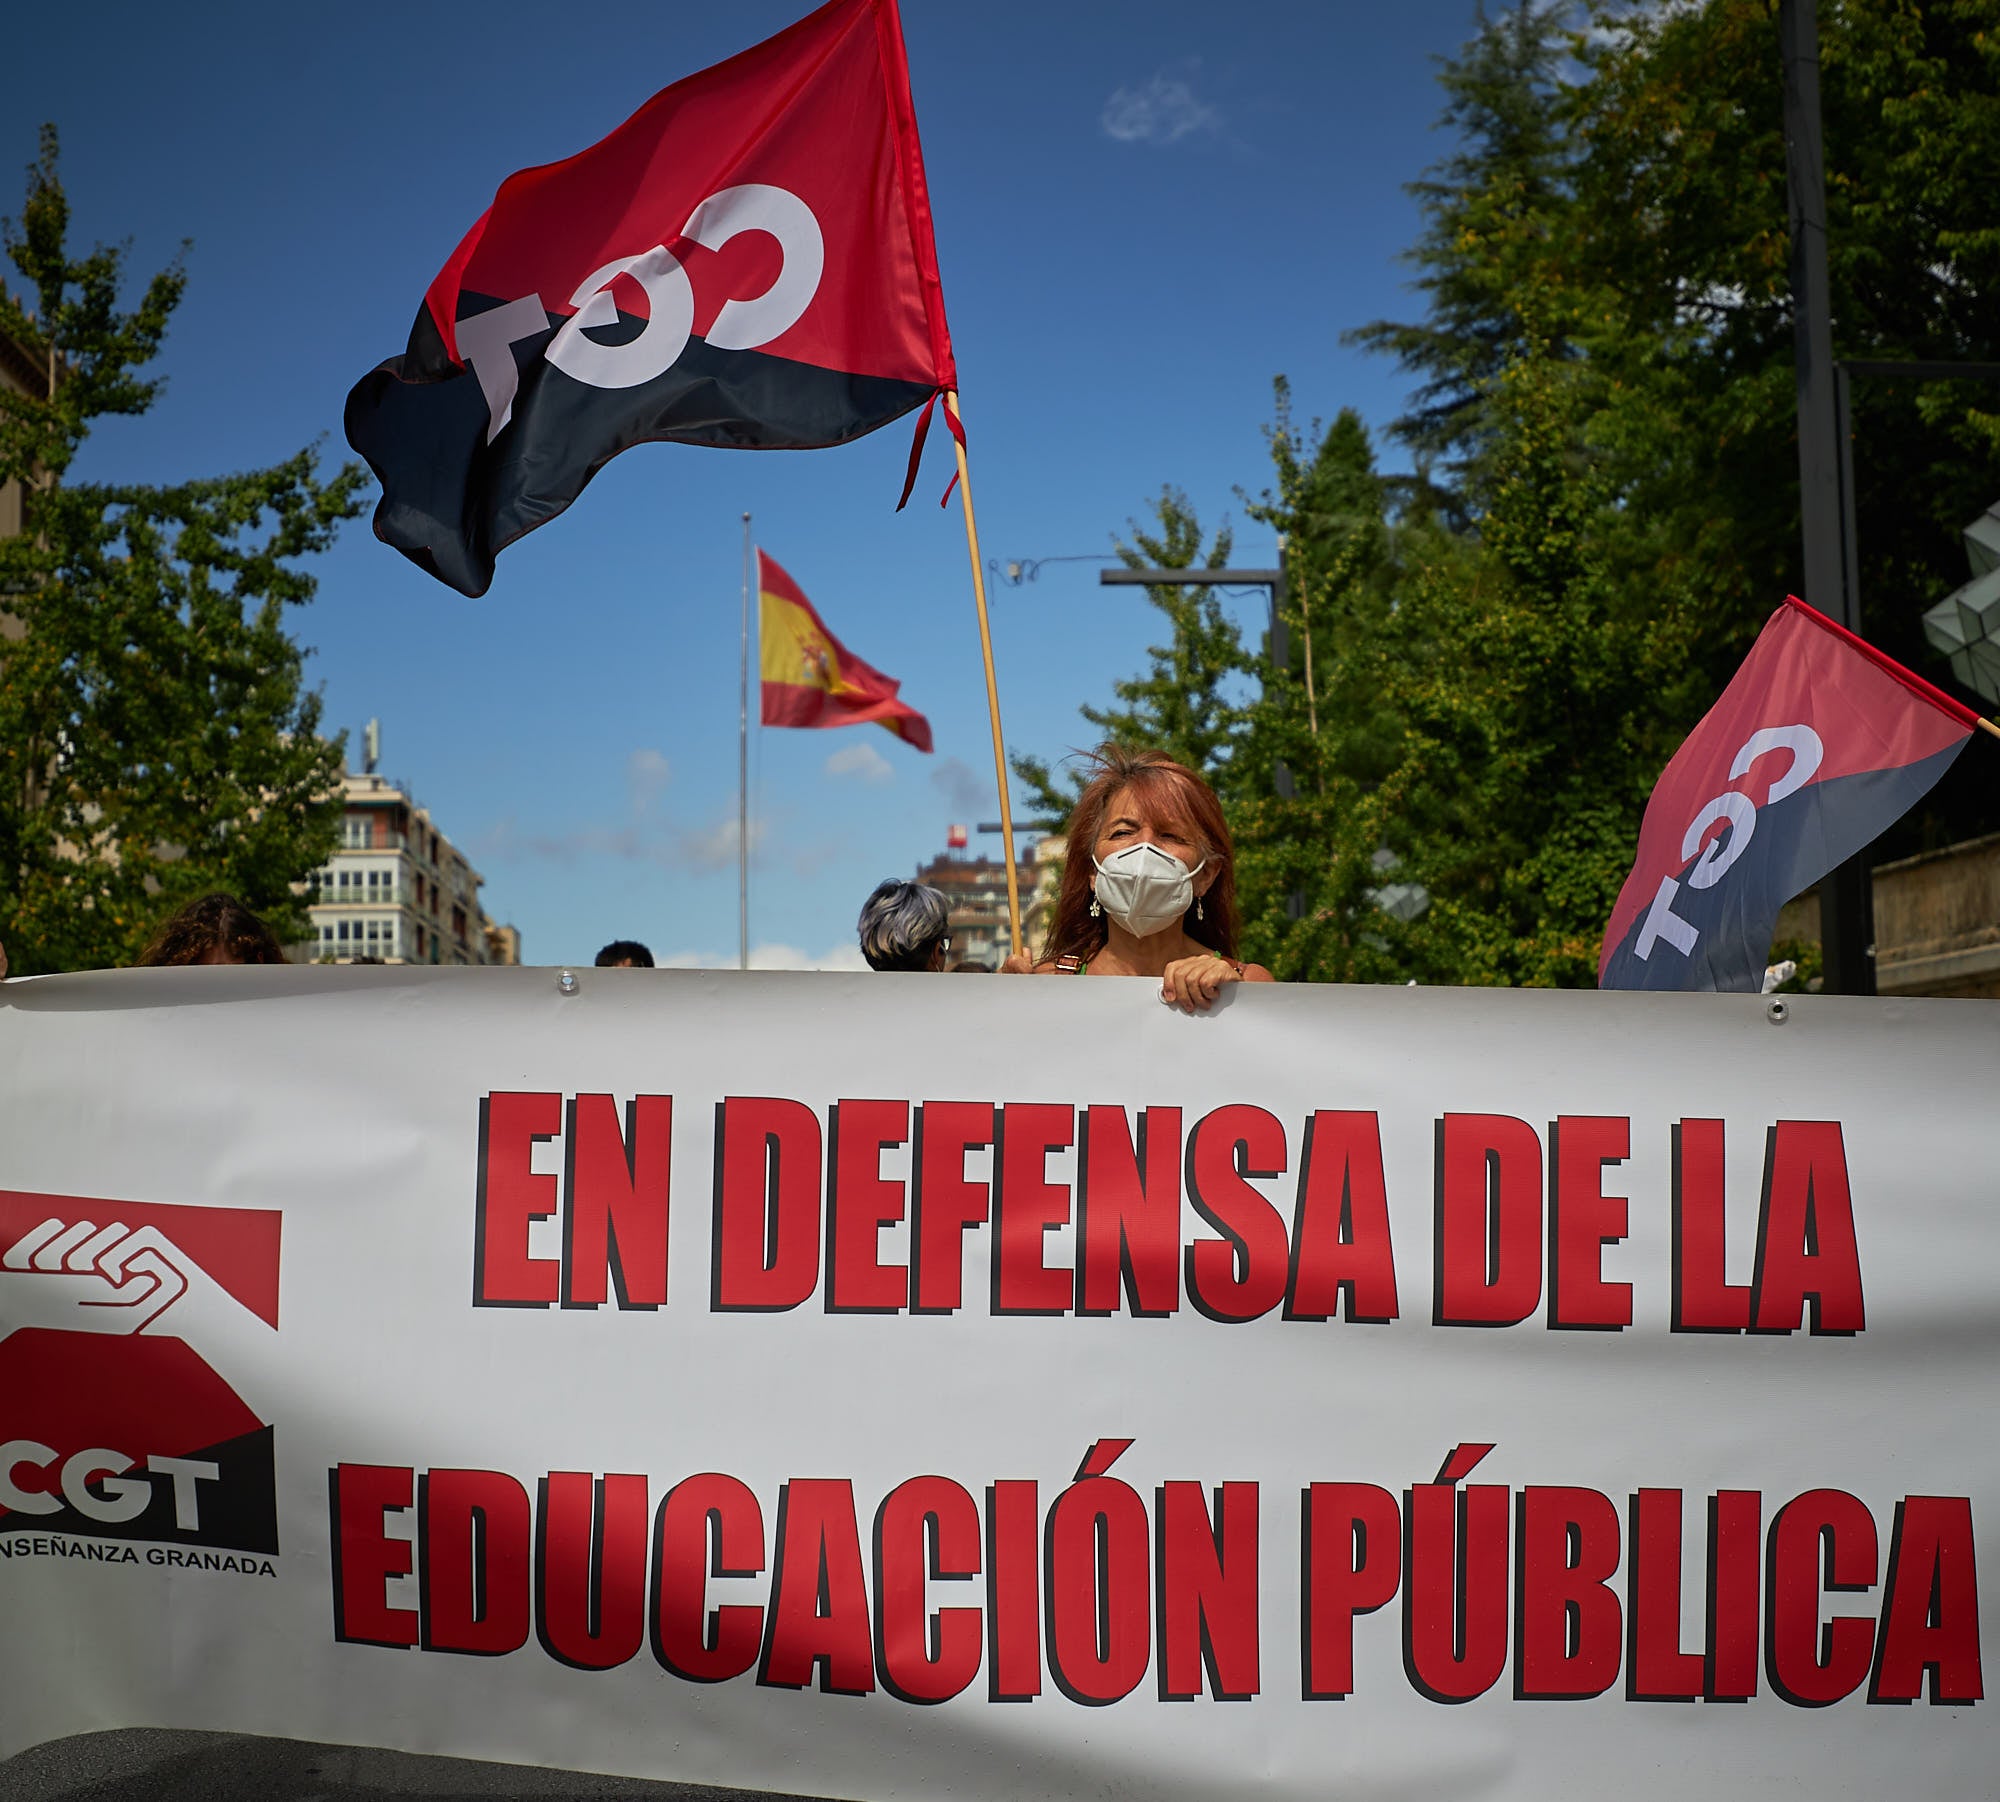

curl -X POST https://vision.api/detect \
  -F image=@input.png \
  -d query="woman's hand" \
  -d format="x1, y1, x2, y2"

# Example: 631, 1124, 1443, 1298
1159, 953, 1242, 1014
999, 951, 1037, 975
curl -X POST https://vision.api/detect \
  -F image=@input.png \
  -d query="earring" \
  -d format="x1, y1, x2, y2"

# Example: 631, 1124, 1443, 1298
1196, 896, 1205, 922
1089, 894, 1101, 918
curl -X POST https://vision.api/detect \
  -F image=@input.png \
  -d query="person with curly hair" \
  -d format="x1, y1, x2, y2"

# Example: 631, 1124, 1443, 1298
136, 893, 291, 967
1001, 745, 1272, 1012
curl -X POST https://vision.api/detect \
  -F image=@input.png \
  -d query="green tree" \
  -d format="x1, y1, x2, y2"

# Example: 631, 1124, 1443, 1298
1230, 289, 1698, 988
1350, 317, 1695, 986
1028, 0, 2000, 984
1347, 0, 1580, 483
0, 127, 364, 974
1319, 0, 1999, 984
1568, 0, 2000, 754
1231, 383, 1410, 978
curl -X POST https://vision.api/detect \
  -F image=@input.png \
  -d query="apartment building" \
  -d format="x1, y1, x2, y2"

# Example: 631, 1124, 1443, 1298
307, 768, 518, 965
912, 836, 1055, 970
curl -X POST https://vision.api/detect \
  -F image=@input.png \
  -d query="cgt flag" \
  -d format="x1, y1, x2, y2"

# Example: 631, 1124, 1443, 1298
759, 551, 931, 751
344, 0, 956, 598
1601, 596, 1982, 992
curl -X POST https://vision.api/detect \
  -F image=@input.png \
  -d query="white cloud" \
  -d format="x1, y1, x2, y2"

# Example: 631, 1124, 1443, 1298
826, 741, 894, 785
658, 941, 869, 972
473, 811, 768, 871
1101, 72, 1220, 146
676, 815, 760, 872
625, 748, 670, 812
475, 749, 848, 876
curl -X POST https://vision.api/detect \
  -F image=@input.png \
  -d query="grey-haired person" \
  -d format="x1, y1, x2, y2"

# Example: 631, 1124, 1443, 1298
856, 879, 952, 972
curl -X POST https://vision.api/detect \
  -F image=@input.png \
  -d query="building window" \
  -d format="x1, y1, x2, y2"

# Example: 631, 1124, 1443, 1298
342, 814, 371, 850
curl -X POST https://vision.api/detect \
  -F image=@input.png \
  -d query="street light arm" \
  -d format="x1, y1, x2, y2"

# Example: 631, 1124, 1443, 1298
1098, 568, 1284, 587
988, 554, 1119, 586
1102, 564, 1298, 811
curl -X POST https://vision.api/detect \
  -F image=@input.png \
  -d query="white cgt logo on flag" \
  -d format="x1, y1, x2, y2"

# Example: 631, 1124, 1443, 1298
1635, 722, 1824, 961
456, 183, 825, 444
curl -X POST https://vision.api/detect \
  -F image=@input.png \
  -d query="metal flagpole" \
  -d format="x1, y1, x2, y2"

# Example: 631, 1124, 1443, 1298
740, 511, 752, 972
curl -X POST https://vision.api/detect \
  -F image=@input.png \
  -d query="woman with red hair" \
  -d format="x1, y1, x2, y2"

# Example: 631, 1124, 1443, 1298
1001, 745, 1272, 1011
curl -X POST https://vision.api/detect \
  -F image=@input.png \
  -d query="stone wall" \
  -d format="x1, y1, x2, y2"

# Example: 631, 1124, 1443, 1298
1773, 832, 2000, 997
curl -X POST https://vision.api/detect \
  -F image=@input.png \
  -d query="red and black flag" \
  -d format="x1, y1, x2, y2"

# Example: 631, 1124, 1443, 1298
344, 0, 956, 597
1600, 597, 1982, 992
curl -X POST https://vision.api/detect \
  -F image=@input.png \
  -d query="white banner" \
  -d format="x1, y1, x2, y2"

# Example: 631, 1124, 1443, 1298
0, 966, 1992, 1798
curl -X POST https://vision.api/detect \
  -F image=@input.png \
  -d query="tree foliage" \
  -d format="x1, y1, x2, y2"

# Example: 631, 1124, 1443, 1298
0, 127, 365, 974
1019, 0, 1999, 985
1346, 1, 1579, 482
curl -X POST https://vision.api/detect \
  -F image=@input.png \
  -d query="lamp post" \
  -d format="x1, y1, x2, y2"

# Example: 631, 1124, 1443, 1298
1098, 566, 1295, 803
1780, 0, 1877, 994
979, 560, 1304, 907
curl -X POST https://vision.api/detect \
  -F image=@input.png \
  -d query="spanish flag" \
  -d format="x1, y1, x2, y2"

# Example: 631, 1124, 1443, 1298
758, 551, 933, 752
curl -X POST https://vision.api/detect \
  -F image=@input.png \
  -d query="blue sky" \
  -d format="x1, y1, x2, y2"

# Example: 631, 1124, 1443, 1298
12, 0, 1483, 968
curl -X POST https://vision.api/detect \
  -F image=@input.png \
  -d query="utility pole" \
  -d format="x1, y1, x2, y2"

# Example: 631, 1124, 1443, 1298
1781, 0, 1873, 994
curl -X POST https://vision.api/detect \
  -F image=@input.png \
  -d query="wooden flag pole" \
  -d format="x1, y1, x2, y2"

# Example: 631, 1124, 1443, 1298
943, 389, 1024, 958
1981, 716, 2000, 743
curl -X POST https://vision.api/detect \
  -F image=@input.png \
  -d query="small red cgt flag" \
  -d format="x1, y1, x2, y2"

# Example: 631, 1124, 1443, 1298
1600, 597, 1980, 992
345, 0, 956, 597
758, 551, 932, 752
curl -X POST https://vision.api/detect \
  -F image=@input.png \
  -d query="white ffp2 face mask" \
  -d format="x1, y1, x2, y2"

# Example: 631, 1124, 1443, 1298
1092, 842, 1206, 939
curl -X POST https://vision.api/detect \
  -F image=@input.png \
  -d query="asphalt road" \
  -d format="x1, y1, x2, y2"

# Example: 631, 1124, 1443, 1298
0, 1734, 825, 1802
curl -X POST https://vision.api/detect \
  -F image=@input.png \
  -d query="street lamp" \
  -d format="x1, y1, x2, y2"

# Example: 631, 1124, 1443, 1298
1098, 566, 1295, 800
977, 560, 1306, 912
